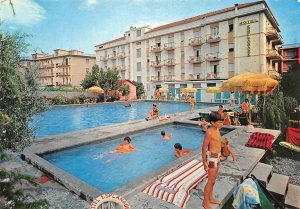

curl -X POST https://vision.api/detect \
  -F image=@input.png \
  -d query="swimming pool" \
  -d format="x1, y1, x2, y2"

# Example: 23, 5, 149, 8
33, 101, 212, 138
42, 124, 230, 193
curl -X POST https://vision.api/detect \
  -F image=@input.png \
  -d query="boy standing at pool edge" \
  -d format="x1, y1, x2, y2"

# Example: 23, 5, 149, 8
202, 112, 223, 209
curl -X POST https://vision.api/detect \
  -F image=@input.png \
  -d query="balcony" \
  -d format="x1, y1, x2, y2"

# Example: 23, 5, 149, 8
40, 64, 54, 69
266, 49, 282, 60
151, 45, 162, 53
266, 27, 280, 40
207, 34, 221, 43
117, 52, 125, 58
164, 42, 175, 50
116, 65, 127, 71
57, 63, 70, 67
150, 76, 163, 82
39, 73, 54, 78
150, 61, 162, 67
108, 54, 117, 60
206, 73, 225, 80
207, 53, 221, 62
189, 37, 204, 46
189, 73, 204, 81
100, 56, 108, 61
188, 56, 204, 64
57, 72, 70, 77
164, 75, 176, 82
164, 58, 176, 66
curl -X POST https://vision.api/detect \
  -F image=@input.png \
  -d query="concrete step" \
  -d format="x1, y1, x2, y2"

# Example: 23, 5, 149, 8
285, 184, 300, 208
267, 173, 289, 202
250, 162, 273, 186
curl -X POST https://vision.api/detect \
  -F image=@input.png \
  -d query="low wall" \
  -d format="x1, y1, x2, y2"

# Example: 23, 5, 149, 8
39, 91, 93, 99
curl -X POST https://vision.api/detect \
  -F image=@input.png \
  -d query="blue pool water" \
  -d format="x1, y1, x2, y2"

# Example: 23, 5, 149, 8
33, 101, 212, 138
42, 125, 230, 193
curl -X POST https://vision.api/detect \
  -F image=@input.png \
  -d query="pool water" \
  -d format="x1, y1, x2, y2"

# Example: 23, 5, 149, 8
42, 125, 230, 193
33, 101, 212, 138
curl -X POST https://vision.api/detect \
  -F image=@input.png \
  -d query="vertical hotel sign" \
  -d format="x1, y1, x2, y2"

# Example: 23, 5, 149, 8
240, 19, 258, 57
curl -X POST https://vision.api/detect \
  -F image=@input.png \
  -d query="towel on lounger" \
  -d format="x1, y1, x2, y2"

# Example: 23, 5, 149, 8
141, 159, 207, 208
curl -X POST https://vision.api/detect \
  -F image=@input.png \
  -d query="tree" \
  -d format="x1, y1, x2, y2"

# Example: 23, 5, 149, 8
81, 64, 100, 89
98, 68, 120, 102
0, 27, 49, 208
132, 81, 145, 99
280, 63, 300, 104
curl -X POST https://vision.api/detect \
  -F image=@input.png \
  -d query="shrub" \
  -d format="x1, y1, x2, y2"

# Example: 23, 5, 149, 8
52, 94, 66, 105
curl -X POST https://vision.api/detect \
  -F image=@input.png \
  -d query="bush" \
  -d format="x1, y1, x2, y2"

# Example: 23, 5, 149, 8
284, 96, 298, 118
52, 94, 66, 105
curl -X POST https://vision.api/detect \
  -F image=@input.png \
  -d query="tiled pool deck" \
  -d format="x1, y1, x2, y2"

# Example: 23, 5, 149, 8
4, 105, 280, 209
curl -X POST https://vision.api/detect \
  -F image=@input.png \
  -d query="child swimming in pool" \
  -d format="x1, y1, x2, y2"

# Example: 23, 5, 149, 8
173, 143, 192, 158
94, 136, 135, 162
161, 131, 172, 140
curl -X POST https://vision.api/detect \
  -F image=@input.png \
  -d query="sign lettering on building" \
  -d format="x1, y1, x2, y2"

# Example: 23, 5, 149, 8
247, 25, 251, 56
239, 19, 258, 26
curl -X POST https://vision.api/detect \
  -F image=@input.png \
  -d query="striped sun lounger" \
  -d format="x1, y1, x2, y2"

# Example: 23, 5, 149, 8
142, 159, 208, 208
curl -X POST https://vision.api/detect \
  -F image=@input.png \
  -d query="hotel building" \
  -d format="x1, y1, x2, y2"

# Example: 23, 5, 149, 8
23, 49, 96, 87
280, 43, 300, 73
95, 0, 282, 102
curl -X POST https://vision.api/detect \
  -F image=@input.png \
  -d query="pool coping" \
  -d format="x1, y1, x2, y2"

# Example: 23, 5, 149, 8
22, 105, 281, 208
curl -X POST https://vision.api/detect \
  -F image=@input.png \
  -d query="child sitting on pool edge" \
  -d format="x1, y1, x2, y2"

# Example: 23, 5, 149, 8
220, 138, 236, 163
161, 131, 172, 140
174, 143, 192, 158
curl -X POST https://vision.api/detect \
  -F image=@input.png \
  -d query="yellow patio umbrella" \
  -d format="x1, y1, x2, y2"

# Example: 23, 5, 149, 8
159, 87, 169, 93
88, 86, 104, 94
206, 87, 225, 93
183, 87, 197, 93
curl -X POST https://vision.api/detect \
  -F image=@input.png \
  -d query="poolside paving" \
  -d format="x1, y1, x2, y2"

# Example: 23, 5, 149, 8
4, 104, 282, 209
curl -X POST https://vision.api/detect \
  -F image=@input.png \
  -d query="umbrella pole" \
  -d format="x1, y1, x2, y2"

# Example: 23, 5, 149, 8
262, 95, 266, 126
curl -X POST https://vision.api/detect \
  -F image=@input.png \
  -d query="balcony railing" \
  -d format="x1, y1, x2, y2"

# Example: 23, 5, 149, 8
57, 63, 70, 67
164, 75, 176, 82
206, 73, 226, 80
116, 65, 127, 71
266, 27, 280, 39
150, 76, 163, 82
150, 61, 162, 67
108, 54, 117, 60
188, 56, 204, 64
207, 53, 221, 61
40, 64, 54, 68
189, 73, 204, 81
100, 56, 108, 61
57, 72, 71, 77
39, 73, 54, 78
207, 34, 221, 43
151, 45, 162, 53
266, 49, 282, 60
164, 42, 175, 50
164, 58, 175, 66
189, 37, 204, 46
117, 52, 125, 58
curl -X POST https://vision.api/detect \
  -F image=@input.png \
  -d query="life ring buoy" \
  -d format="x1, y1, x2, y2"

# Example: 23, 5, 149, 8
90, 194, 131, 209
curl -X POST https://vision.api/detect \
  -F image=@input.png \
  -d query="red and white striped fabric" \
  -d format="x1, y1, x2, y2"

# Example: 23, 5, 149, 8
141, 159, 207, 208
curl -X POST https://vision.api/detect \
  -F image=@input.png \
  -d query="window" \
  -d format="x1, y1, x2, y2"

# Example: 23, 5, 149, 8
98, 46, 103, 49
136, 48, 141, 58
168, 84, 175, 89
193, 83, 201, 88
180, 84, 187, 88
195, 49, 200, 57
86, 68, 89, 74
136, 42, 141, 46
181, 51, 185, 60
229, 24, 234, 32
286, 50, 296, 59
211, 27, 219, 36
137, 30, 141, 37
229, 64, 235, 72
229, 43, 234, 52
181, 32, 185, 43
213, 65, 219, 74
137, 62, 142, 71
137, 76, 142, 83
86, 59, 89, 64
207, 83, 216, 87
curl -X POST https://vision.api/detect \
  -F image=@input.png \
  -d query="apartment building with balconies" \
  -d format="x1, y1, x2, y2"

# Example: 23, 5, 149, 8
23, 49, 96, 87
95, 0, 282, 102
280, 43, 300, 73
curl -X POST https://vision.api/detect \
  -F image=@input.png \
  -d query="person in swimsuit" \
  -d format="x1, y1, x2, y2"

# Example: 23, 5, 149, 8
199, 117, 208, 132
145, 104, 159, 120
94, 136, 135, 162
202, 111, 224, 209
223, 111, 232, 126
173, 143, 192, 158
190, 95, 196, 113
220, 138, 236, 163
161, 131, 172, 140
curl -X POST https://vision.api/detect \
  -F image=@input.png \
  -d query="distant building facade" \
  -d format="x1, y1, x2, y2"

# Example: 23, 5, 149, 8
23, 49, 96, 87
280, 43, 300, 73
95, 0, 282, 102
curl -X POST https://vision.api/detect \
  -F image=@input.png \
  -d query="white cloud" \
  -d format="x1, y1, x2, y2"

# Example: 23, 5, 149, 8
80, 0, 98, 10
0, 0, 45, 26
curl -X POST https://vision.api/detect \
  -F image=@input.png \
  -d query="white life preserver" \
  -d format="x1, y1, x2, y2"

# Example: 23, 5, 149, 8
90, 194, 131, 209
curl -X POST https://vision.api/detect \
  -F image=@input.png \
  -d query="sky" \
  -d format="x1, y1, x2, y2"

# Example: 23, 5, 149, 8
0, 0, 299, 55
